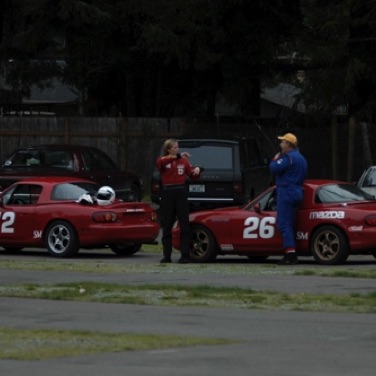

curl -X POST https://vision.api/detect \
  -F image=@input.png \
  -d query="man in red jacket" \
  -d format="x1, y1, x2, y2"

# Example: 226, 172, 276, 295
156, 139, 202, 264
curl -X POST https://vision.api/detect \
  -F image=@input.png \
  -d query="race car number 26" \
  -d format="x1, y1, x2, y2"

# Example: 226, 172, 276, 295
0, 212, 15, 233
243, 216, 276, 239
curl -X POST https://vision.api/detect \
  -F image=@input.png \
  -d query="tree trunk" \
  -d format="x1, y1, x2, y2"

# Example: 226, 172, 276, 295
359, 121, 373, 169
331, 115, 338, 179
347, 115, 356, 182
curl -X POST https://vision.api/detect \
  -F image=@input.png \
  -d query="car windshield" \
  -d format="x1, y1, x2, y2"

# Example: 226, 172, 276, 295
179, 141, 234, 169
316, 183, 375, 203
4, 150, 74, 170
52, 182, 99, 201
361, 168, 376, 187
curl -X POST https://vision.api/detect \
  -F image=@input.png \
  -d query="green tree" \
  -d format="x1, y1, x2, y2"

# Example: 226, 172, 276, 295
296, 0, 376, 177
1, 0, 302, 117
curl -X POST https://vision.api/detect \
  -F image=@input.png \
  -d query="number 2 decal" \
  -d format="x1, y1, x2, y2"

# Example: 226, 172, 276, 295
0, 212, 16, 233
243, 216, 276, 239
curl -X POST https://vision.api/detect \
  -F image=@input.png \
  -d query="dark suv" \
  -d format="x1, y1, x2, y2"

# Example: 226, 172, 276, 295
0, 144, 144, 201
151, 138, 271, 210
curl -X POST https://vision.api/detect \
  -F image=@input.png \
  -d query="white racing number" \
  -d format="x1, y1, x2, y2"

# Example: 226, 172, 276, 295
0, 212, 16, 234
243, 216, 276, 239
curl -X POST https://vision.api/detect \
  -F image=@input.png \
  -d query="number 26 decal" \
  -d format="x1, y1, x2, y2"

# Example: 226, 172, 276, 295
243, 216, 276, 239
0, 212, 16, 233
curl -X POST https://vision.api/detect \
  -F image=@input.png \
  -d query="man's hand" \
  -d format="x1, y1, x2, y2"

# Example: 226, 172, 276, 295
273, 152, 281, 160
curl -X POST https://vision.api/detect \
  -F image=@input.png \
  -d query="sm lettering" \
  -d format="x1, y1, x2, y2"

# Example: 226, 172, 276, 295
33, 230, 42, 238
296, 231, 308, 240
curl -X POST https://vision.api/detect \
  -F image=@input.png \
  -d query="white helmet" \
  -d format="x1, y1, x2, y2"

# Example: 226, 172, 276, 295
97, 186, 115, 206
78, 193, 94, 205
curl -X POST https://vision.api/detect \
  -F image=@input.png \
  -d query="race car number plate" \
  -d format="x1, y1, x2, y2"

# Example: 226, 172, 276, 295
189, 184, 205, 193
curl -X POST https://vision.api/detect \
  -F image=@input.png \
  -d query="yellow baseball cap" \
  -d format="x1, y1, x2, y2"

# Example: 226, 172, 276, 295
277, 133, 298, 145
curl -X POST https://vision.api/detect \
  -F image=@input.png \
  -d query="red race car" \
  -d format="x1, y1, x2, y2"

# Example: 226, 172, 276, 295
0, 177, 159, 257
172, 179, 376, 265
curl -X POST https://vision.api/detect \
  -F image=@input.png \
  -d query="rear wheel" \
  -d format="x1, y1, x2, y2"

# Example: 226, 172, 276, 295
311, 225, 349, 265
189, 225, 217, 263
45, 220, 79, 257
110, 243, 142, 256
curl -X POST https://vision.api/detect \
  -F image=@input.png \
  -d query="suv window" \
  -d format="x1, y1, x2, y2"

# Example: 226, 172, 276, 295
81, 149, 118, 172
4, 150, 73, 170
179, 142, 233, 170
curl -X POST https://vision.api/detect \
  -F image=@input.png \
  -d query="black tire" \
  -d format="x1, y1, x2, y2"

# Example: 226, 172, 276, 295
110, 243, 142, 256
125, 185, 141, 202
372, 250, 376, 259
45, 220, 79, 257
311, 225, 349, 265
189, 225, 217, 263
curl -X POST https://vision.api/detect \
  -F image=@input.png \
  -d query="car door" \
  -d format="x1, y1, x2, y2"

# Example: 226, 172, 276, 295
0, 184, 38, 241
229, 189, 283, 252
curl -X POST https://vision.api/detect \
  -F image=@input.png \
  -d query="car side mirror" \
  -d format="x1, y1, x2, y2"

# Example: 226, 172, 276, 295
254, 203, 261, 213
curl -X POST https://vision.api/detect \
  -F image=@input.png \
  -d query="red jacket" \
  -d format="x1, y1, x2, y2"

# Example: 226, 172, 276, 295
156, 155, 200, 186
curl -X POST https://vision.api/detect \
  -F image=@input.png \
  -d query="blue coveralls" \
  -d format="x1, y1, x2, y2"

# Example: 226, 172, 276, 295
269, 149, 307, 250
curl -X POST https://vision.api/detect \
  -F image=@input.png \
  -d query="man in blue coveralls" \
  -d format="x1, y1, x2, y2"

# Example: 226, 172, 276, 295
269, 133, 307, 265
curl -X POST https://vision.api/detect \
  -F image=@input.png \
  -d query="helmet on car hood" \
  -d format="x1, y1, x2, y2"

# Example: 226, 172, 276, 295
97, 186, 115, 206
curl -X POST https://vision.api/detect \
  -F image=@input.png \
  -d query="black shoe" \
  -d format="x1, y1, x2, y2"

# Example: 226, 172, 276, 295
278, 253, 298, 265
178, 257, 189, 264
160, 257, 172, 263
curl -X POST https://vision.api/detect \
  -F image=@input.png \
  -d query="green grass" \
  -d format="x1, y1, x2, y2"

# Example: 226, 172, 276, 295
1, 257, 376, 279
1, 282, 376, 313
0, 327, 231, 360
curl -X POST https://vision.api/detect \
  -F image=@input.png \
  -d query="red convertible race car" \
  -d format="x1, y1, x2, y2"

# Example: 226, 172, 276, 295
172, 179, 376, 265
0, 177, 159, 257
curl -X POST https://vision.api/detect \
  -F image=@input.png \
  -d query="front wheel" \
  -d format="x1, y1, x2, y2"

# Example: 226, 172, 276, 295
189, 225, 217, 263
311, 225, 349, 265
110, 243, 142, 256
45, 220, 79, 257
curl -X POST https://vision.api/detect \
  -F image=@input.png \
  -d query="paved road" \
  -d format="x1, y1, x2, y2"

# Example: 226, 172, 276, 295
1, 250, 376, 376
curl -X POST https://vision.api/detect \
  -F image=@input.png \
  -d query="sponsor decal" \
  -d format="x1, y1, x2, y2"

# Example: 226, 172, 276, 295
125, 208, 145, 213
220, 244, 234, 251
309, 211, 345, 219
348, 226, 363, 232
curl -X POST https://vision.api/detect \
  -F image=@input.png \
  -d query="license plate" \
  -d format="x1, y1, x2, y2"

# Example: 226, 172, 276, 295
189, 184, 205, 193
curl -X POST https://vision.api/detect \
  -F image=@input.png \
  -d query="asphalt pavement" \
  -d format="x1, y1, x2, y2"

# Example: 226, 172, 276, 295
1, 250, 376, 376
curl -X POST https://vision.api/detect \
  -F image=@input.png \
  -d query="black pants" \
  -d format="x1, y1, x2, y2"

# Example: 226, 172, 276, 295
161, 186, 190, 258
